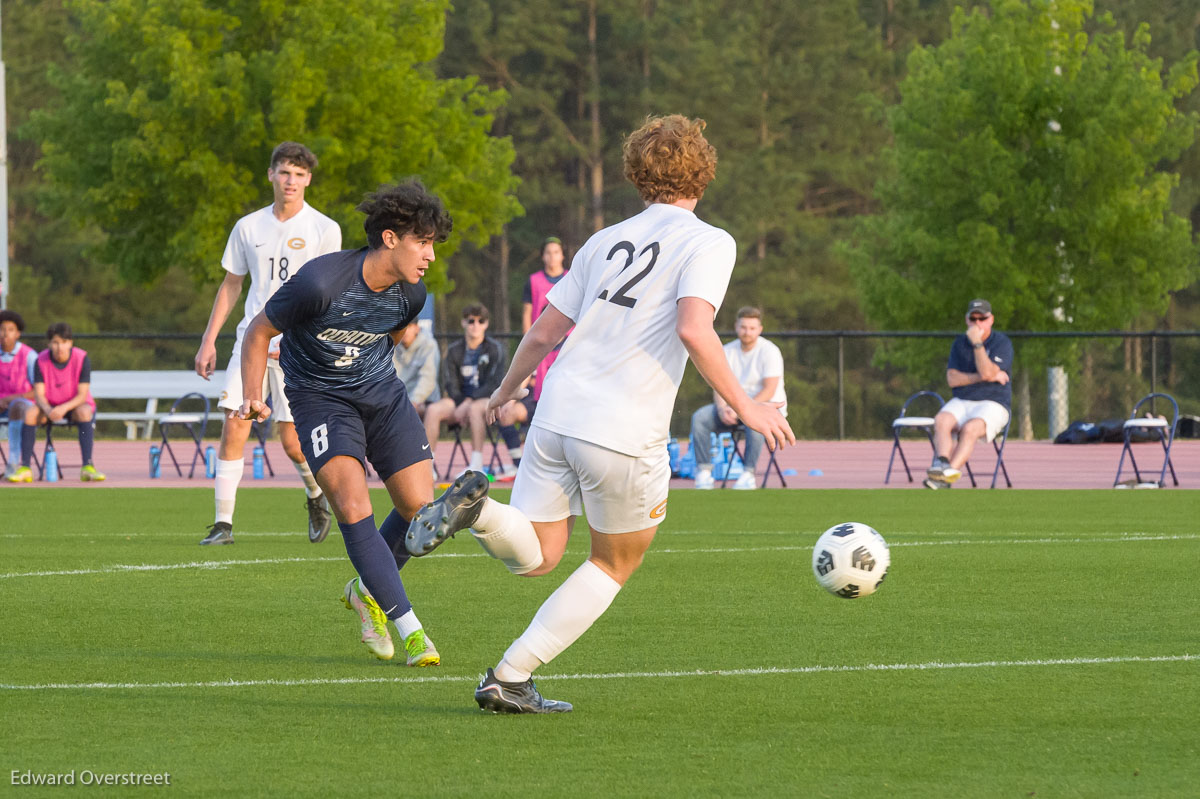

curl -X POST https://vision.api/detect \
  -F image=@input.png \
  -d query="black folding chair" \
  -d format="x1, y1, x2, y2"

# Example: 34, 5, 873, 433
719, 424, 787, 488
157, 392, 209, 478
884, 391, 944, 484
1114, 392, 1179, 487
441, 422, 505, 479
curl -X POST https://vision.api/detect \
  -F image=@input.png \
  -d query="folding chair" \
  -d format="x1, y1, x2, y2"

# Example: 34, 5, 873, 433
156, 392, 209, 478
37, 420, 72, 481
441, 422, 505, 479
963, 418, 1012, 489
251, 416, 276, 478
719, 424, 787, 488
884, 391, 944, 484
1114, 392, 1179, 487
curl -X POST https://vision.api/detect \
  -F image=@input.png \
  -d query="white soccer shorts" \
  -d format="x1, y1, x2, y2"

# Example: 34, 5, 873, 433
939, 397, 1010, 442
218, 344, 294, 423
511, 425, 670, 534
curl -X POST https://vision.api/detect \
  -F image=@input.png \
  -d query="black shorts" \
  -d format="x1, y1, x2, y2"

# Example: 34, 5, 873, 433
521, 393, 537, 422
288, 379, 432, 481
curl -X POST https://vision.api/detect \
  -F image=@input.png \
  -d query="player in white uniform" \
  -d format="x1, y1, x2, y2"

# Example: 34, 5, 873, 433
405, 115, 795, 713
195, 142, 342, 546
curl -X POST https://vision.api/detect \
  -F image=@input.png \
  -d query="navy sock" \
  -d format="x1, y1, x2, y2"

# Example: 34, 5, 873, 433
78, 420, 95, 465
378, 509, 412, 571
338, 516, 412, 620
20, 424, 34, 467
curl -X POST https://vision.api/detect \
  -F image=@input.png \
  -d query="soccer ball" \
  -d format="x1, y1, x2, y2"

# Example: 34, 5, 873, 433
811, 522, 890, 599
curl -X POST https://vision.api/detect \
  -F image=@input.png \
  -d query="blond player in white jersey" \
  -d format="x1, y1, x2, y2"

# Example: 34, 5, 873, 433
405, 115, 795, 713
195, 142, 342, 546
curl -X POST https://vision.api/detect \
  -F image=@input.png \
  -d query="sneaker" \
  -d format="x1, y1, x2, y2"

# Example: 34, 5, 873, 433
199, 521, 234, 545
405, 470, 490, 557
926, 456, 950, 480
80, 464, 106, 482
940, 466, 962, 484
306, 494, 333, 544
494, 464, 518, 483
694, 469, 714, 490
342, 577, 394, 660
732, 471, 757, 490
403, 629, 440, 667
474, 668, 573, 714
6, 465, 32, 483
922, 477, 951, 490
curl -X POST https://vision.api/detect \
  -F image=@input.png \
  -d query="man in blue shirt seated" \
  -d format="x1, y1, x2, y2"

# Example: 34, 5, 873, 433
925, 299, 1013, 489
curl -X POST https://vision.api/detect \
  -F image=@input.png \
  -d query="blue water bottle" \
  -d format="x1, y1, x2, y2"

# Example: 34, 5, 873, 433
45, 448, 59, 482
252, 445, 265, 479
149, 445, 161, 478
205, 445, 217, 478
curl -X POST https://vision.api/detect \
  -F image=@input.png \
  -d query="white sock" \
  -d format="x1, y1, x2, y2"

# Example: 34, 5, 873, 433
393, 609, 422, 640
471, 498, 544, 574
469, 451, 484, 471
293, 460, 321, 498
494, 560, 621, 683
214, 458, 244, 524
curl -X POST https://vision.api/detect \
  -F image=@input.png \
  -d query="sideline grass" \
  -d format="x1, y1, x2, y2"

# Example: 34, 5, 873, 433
2, 488, 1198, 797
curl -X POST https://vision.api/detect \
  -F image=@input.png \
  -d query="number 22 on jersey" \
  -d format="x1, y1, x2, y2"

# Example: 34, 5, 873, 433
598, 241, 660, 308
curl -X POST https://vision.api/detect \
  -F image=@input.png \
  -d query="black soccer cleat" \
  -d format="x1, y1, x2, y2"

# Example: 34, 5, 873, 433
474, 668, 573, 714
307, 494, 333, 544
404, 470, 490, 557
199, 522, 234, 545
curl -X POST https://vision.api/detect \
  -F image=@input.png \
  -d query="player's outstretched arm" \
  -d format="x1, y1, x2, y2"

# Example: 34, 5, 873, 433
485, 304, 574, 423
677, 297, 795, 451
232, 312, 280, 422
195, 272, 245, 379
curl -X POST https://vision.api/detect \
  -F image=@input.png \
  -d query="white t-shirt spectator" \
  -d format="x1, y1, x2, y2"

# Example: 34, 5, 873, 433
724, 337, 787, 417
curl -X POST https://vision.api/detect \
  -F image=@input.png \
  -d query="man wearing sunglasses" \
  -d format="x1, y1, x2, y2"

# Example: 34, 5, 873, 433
423, 303, 507, 477
925, 298, 1013, 489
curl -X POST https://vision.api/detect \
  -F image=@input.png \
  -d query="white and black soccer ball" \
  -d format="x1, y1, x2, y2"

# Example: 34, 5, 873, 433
811, 522, 890, 599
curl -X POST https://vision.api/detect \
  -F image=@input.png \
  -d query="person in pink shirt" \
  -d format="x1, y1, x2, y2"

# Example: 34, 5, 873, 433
0, 310, 38, 479
8, 322, 105, 482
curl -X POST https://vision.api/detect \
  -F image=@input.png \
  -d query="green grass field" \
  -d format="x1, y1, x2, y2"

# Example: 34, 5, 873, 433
2, 488, 1198, 797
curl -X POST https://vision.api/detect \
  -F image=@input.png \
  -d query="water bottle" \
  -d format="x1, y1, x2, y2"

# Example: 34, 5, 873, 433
149, 445, 161, 479
252, 445, 265, 479
45, 448, 59, 482
205, 446, 217, 479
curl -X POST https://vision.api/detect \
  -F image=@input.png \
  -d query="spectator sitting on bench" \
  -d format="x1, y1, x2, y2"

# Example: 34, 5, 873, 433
8, 322, 105, 482
422, 303, 507, 478
392, 320, 441, 418
689, 306, 787, 490
1, 310, 38, 479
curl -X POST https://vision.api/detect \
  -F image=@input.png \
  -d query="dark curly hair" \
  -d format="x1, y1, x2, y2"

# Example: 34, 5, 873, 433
357, 179, 453, 249
46, 321, 73, 340
0, 310, 25, 332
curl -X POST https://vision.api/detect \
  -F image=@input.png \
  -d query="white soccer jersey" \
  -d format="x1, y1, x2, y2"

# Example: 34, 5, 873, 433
725, 337, 787, 416
222, 203, 342, 346
533, 203, 737, 457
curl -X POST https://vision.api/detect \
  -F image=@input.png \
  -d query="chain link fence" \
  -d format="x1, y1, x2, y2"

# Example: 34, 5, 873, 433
34, 329, 1200, 441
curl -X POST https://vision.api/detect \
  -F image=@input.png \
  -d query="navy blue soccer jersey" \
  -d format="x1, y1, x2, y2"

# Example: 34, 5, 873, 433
265, 248, 426, 392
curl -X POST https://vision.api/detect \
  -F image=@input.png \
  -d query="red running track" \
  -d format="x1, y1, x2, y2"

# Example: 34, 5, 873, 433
5, 437, 1198, 490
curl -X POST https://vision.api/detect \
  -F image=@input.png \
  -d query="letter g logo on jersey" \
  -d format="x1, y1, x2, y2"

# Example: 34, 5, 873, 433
287, 237, 306, 250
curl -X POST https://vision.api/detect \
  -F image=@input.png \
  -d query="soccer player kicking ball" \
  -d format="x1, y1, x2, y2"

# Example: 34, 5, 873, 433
232, 181, 451, 667
406, 115, 795, 713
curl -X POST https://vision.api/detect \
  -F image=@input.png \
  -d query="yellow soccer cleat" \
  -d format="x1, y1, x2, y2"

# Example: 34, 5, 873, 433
80, 465, 107, 482
403, 629, 441, 667
341, 578, 394, 660
7, 465, 33, 483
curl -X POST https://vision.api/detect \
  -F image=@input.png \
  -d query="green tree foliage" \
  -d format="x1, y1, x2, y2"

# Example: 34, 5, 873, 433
847, 0, 1199, 373
28, 0, 520, 292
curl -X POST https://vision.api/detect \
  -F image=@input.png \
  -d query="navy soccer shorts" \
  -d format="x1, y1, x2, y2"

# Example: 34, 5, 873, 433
288, 379, 432, 481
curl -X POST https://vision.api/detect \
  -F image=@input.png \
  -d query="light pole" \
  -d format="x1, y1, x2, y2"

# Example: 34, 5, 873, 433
0, 3, 9, 310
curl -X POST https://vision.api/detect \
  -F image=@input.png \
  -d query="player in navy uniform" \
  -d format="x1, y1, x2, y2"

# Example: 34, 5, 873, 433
232, 180, 453, 667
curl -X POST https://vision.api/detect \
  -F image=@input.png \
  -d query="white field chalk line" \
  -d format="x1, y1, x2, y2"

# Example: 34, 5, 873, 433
1, 654, 1193, 692
3, 534, 1198, 581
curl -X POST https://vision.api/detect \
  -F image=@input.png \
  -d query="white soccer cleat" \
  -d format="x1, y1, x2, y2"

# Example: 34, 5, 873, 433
342, 578, 394, 660
693, 470, 714, 490
732, 471, 757, 490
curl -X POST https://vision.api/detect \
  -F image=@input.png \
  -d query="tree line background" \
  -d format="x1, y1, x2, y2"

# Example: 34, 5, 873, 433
3, 0, 1198, 438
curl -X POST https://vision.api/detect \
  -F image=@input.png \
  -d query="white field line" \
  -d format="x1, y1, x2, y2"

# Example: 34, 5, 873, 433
2, 534, 1198, 581
0, 653, 1193, 692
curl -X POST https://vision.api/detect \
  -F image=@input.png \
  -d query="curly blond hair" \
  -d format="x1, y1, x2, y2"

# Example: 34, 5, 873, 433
622, 115, 717, 204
